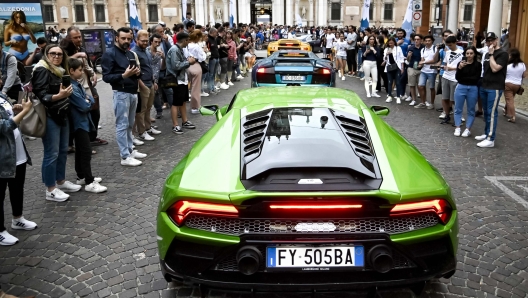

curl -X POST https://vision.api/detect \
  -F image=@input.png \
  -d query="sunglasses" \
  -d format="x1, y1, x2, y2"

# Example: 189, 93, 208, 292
48, 52, 63, 57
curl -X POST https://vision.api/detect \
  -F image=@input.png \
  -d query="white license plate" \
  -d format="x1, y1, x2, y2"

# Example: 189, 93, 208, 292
282, 75, 305, 81
267, 246, 364, 268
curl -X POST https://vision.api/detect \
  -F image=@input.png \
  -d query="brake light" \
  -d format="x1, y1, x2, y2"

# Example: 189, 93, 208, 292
257, 68, 266, 73
270, 204, 362, 210
168, 200, 238, 226
390, 199, 452, 224
286, 43, 294, 46
302, 46, 310, 51
322, 69, 331, 74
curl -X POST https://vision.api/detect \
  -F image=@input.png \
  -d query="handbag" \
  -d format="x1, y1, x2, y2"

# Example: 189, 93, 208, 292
517, 86, 524, 95
200, 61, 209, 74
159, 72, 180, 88
386, 63, 398, 72
19, 87, 47, 138
83, 66, 100, 111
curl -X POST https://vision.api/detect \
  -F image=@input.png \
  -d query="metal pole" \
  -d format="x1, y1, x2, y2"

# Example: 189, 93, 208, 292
284, 0, 286, 25
436, 0, 441, 26
236, 0, 239, 26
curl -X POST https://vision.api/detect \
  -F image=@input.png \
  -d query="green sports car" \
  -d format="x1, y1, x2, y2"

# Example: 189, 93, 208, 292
157, 87, 458, 296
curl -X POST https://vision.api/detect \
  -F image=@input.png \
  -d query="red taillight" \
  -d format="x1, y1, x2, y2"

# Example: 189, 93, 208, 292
257, 68, 266, 73
390, 199, 452, 224
322, 69, 331, 74
168, 201, 238, 226
285, 43, 294, 46
270, 204, 362, 210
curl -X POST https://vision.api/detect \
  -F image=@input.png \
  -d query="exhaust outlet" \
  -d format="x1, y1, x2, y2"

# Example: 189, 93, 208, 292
368, 245, 393, 273
236, 246, 262, 275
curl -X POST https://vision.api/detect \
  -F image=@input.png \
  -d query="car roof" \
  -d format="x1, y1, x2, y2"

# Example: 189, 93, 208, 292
232, 87, 368, 116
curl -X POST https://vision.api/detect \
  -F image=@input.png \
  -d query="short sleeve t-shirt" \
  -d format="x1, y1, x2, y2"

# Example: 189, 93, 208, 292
505, 63, 526, 85
335, 40, 348, 56
346, 32, 357, 50
482, 48, 509, 90
420, 46, 437, 74
0, 97, 27, 165
325, 33, 335, 48
442, 48, 464, 82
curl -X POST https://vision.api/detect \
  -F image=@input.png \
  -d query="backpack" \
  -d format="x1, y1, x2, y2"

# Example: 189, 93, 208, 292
1, 52, 27, 84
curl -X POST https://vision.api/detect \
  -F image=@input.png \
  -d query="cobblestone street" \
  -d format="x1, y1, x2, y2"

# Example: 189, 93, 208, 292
1, 52, 528, 297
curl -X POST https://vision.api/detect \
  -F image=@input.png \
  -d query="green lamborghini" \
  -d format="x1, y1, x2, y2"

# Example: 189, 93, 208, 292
157, 87, 458, 296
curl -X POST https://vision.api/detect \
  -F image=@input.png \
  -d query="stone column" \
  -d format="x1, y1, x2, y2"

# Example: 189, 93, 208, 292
272, 0, 282, 25
447, 0, 459, 32
487, 0, 503, 36
295, 0, 300, 22
340, 0, 344, 27
309, 0, 314, 26
209, 0, 215, 24
286, 0, 293, 25
327, 1, 332, 24
223, 0, 228, 23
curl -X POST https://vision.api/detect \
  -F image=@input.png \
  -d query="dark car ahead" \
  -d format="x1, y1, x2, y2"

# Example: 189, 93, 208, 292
251, 50, 335, 87
296, 34, 323, 53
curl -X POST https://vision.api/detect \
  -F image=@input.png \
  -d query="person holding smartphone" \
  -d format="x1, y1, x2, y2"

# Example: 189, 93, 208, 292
417, 35, 438, 110
24, 37, 47, 66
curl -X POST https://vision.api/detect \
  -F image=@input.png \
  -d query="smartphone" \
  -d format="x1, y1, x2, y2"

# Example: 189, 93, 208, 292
366, 45, 371, 50
129, 59, 137, 68
462, 57, 467, 62
62, 75, 71, 88
430, 65, 439, 70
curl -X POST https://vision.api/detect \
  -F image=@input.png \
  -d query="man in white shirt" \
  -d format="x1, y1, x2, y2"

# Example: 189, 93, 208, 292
417, 35, 437, 109
346, 26, 358, 76
325, 28, 335, 58
440, 36, 464, 124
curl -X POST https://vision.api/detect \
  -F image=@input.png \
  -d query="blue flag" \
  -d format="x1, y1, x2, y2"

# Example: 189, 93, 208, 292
229, 0, 235, 28
128, 0, 142, 30
360, 0, 370, 32
401, 0, 413, 44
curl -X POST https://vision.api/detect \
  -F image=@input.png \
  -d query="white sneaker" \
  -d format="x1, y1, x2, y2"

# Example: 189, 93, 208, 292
46, 188, 70, 202
11, 216, 37, 230
57, 181, 82, 193
461, 117, 466, 122
341, 76, 345, 81
248, 69, 252, 72
220, 83, 230, 90
454, 128, 461, 137
439, 112, 446, 119
201, 92, 210, 97
133, 137, 144, 146
371, 92, 380, 98
338, 70, 342, 78
191, 109, 200, 114
461, 129, 471, 138
236, 75, 244, 80
140, 132, 155, 141
477, 140, 494, 148
131, 150, 147, 159
76, 177, 102, 185
409, 100, 416, 106
404, 95, 412, 102
227, 81, 234, 86
396, 97, 401, 104
385, 96, 393, 103
0, 230, 18, 246
360, 77, 365, 81
475, 134, 487, 141
366, 93, 371, 98
148, 127, 161, 135
121, 157, 142, 166
85, 181, 108, 193
401, 95, 408, 101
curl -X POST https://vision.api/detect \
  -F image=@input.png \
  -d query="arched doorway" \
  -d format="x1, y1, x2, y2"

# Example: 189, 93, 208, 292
250, 0, 272, 25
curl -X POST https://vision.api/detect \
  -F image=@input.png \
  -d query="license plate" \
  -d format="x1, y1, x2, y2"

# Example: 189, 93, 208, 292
282, 75, 305, 81
266, 246, 364, 268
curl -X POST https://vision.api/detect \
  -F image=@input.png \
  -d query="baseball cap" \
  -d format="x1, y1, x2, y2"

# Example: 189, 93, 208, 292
485, 32, 498, 41
159, 21, 166, 27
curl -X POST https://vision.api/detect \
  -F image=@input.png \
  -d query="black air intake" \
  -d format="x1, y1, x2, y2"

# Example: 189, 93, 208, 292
241, 109, 272, 158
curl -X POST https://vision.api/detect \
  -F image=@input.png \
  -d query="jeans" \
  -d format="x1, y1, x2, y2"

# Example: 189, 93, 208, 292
346, 49, 357, 73
153, 90, 162, 114
454, 84, 478, 128
74, 129, 94, 185
479, 88, 503, 141
208, 58, 219, 92
357, 49, 364, 78
157, 71, 174, 107
0, 162, 26, 232
399, 66, 408, 96
41, 118, 69, 187
386, 70, 402, 98
113, 91, 137, 159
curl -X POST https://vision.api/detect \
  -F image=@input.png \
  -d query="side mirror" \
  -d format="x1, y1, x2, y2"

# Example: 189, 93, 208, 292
370, 105, 390, 117
200, 105, 219, 116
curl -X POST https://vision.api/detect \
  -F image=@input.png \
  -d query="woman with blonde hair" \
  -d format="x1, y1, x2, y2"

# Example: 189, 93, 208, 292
185, 29, 207, 114
3, 10, 37, 63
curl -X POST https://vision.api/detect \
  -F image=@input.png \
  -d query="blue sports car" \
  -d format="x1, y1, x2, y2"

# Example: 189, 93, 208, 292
251, 50, 336, 87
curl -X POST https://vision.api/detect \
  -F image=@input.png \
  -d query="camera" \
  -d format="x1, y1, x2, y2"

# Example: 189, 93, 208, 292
437, 43, 445, 50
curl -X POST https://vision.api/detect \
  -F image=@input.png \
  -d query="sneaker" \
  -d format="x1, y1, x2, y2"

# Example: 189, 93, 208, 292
248, 69, 252, 72
172, 126, 184, 135
76, 177, 102, 185
133, 137, 144, 146
155, 112, 163, 119
131, 150, 147, 159
85, 181, 108, 193
46, 188, 70, 202
227, 81, 234, 86
236, 75, 244, 80
396, 97, 401, 104
182, 121, 196, 129
475, 111, 483, 117
220, 83, 230, 90
341, 76, 345, 81
440, 116, 451, 124
477, 140, 494, 148
449, 110, 453, 115
385, 96, 393, 103
57, 181, 82, 193
25, 136, 37, 140
148, 127, 161, 135
360, 77, 365, 81
11, 216, 37, 231
139, 132, 155, 141
454, 127, 461, 137
436, 107, 444, 112
409, 100, 416, 106
414, 103, 426, 109
366, 93, 371, 98
338, 70, 342, 78
201, 92, 210, 97
426, 103, 434, 110
191, 109, 200, 114
0, 230, 18, 246
404, 96, 412, 102
401, 95, 408, 101
121, 156, 142, 166
461, 117, 466, 122
439, 112, 446, 119
371, 92, 380, 98
475, 134, 487, 141
461, 129, 471, 138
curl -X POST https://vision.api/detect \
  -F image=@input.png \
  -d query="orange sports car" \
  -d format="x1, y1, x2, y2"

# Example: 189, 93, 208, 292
267, 39, 312, 56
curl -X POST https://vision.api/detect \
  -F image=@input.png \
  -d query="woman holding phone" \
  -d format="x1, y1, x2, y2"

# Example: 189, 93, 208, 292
453, 46, 481, 137
335, 32, 348, 81
32, 45, 81, 202
362, 35, 381, 97
383, 37, 405, 104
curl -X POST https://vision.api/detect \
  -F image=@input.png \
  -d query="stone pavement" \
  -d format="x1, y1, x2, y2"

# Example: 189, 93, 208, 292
1, 57, 528, 298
